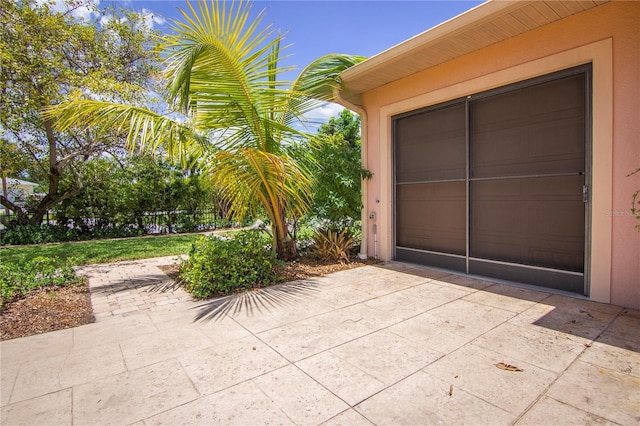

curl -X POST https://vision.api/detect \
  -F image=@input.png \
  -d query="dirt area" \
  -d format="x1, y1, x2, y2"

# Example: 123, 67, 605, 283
0, 283, 95, 341
1, 255, 378, 341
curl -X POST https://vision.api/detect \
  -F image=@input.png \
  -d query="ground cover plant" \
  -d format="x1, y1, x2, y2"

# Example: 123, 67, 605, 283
0, 256, 85, 309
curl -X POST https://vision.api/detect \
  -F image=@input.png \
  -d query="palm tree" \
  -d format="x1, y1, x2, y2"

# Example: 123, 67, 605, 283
47, 0, 365, 260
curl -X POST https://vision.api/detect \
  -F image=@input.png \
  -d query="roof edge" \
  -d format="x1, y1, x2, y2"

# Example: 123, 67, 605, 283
341, 0, 520, 82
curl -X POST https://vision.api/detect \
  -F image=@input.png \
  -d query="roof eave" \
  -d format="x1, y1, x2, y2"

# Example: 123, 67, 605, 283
338, 0, 609, 106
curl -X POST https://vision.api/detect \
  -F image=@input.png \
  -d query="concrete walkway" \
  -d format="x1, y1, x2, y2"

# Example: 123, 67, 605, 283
1, 257, 639, 425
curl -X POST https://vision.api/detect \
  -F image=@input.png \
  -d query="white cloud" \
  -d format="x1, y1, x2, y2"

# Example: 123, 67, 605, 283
140, 8, 166, 30
98, 7, 165, 32
305, 102, 346, 122
293, 102, 353, 134
99, 13, 127, 27
35, 1, 165, 30
35, 0, 99, 21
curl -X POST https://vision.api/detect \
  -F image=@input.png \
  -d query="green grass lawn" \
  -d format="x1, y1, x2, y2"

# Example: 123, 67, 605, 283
0, 234, 207, 267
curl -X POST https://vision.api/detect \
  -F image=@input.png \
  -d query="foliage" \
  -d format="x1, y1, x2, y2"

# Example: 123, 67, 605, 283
47, 0, 366, 260
53, 155, 224, 235
0, 256, 85, 309
310, 228, 354, 263
1, 154, 229, 244
292, 220, 316, 251
0, 223, 141, 245
179, 230, 284, 298
0, 234, 206, 267
0, 0, 160, 225
54, 158, 138, 233
306, 109, 371, 229
318, 108, 362, 145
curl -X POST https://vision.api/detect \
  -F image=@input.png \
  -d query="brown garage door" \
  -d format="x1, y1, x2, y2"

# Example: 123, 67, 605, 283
394, 66, 590, 294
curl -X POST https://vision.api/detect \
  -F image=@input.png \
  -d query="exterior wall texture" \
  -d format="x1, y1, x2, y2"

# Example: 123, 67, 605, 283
359, 2, 640, 308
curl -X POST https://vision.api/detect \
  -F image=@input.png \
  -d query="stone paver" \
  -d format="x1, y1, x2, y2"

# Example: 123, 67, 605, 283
76, 255, 192, 320
1, 257, 639, 425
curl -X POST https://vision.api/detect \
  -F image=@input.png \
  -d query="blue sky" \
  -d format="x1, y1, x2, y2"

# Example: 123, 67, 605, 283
116, 1, 483, 66
54, 0, 484, 121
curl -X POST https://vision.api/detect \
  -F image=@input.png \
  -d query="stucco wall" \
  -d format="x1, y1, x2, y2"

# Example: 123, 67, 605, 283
360, 2, 640, 308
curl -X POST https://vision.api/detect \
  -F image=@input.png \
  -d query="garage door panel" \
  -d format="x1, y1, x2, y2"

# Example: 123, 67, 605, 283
471, 74, 584, 125
472, 118, 585, 177
471, 200, 526, 233
396, 103, 466, 182
470, 239, 584, 272
469, 260, 584, 293
396, 182, 465, 255
470, 176, 585, 272
530, 248, 584, 272
400, 201, 465, 234
472, 98, 585, 133
528, 202, 585, 238
528, 118, 585, 159
471, 74, 585, 179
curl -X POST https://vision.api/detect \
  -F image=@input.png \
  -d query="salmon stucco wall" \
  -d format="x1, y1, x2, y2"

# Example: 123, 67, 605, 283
359, 2, 640, 308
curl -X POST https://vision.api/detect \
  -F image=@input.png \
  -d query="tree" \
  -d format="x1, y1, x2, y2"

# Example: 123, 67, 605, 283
318, 108, 362, 147
48, 0, 365, 259
54, 157, 129, 232
308, 109, 371, 229
0, 138, 34, 216
54, 155, 221, 234
0, 0, 160, 225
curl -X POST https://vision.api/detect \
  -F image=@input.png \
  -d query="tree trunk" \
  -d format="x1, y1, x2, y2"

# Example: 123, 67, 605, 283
0, 195, 30, 225
274, 234, 297, 261
1, 176, 9, 216
271, 207, 297, 261
136, 214, 145, 233
29, 196, 55, 225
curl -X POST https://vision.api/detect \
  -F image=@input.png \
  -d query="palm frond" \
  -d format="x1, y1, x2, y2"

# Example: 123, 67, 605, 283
208, 147, 312, 223
278, 53, 367, 130
44, 0, 365, 259
44, 100, 208, 166
294, 53, 367, 101
162, 0, 297, 154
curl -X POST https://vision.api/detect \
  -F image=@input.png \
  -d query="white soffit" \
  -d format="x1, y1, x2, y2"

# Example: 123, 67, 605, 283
339, 0, 610, 105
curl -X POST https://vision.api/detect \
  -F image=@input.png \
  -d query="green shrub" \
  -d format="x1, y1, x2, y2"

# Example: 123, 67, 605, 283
0, 256, 86, 309
179, 230, 284, 298
0, 223, 142, 245
0, 224, 79, 245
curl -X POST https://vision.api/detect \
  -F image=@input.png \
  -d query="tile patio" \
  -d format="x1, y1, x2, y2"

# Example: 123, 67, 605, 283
1, 257, 638, 425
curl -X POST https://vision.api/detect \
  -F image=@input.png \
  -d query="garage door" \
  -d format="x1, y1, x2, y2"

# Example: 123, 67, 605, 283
394, 66, 590, 294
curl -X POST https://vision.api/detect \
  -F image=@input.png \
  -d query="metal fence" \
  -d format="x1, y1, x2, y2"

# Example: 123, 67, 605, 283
0, 209, 232, 234
136, 210, 232, 234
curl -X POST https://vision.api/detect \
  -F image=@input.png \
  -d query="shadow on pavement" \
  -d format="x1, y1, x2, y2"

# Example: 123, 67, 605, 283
192, 280, 322, 322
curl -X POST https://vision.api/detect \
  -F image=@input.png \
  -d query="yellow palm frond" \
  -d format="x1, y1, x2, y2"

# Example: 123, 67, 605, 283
208, 147, 312, 223
44, 100, 208, 166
